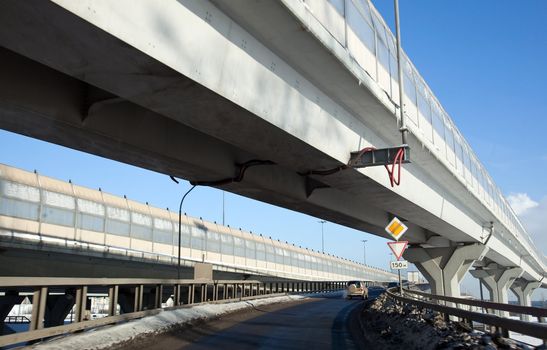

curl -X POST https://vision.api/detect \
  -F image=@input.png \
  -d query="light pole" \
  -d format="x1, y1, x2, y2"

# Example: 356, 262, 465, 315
361, 240, 368, 265
222, 191, 225, 226
318, 220, 326, 253
394, 0, 407, 145
170, 176, 196, 280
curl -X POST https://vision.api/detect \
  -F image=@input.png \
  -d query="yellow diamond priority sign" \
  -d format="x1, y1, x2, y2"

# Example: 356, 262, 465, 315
385, 217, 408, 241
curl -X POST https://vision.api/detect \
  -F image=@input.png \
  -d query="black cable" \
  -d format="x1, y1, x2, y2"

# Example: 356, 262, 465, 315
190, 159, 275, 187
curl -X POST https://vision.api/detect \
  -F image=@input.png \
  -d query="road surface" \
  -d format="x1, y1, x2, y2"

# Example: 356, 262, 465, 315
121, 293, 368, 350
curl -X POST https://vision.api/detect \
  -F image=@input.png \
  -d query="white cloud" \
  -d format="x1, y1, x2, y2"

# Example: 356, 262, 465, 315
517, 195, 547, 254
507, 193, 539, 215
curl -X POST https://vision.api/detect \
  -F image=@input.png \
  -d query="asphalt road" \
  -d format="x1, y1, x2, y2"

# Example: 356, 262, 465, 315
121, 293, 368, 350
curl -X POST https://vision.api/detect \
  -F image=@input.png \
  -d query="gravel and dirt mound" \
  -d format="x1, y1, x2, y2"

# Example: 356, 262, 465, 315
360, 294, 540, 350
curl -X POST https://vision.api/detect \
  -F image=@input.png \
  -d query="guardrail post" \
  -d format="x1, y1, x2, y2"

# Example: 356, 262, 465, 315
29, 287, 47, 331
154, 284, 163, 308
187, 284, 193, 304
74, 286, 88, 322
108, 285, 119, 316
174, 284, 181, 306
134, 285, 143, 312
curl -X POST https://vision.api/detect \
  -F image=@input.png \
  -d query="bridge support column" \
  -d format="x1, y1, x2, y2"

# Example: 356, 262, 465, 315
510, 280, 541, 321
404, 243, 488, 299
470, 266, 522, 317
44, 289, 79, 327
0, 291, 24, 335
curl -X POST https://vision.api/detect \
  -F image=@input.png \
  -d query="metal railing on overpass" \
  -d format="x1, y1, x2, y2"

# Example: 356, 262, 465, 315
0, 276, 348, 347
385, 288, 546, 341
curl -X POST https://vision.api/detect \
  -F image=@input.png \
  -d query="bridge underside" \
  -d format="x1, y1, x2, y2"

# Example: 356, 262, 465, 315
0, 0, 542, 286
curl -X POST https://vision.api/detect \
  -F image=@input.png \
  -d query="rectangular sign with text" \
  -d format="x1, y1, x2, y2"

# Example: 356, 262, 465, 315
390, 260, 408, 270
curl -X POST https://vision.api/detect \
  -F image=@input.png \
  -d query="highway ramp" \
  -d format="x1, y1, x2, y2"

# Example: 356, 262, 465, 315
120, 294, 365, 350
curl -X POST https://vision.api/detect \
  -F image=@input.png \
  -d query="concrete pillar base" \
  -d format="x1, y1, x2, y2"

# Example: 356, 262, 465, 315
404, 243, 488, 298
470, 266, 523, 317
510, 279, 541, 321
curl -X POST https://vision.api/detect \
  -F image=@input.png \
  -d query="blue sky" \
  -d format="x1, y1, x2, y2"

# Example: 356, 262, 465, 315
0, 1, 545, 300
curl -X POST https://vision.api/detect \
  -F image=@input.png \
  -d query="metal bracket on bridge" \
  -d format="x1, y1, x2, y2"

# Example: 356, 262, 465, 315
348, 145, 410, 168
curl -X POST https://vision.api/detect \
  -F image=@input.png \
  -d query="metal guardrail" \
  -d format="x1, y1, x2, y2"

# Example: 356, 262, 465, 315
404, 288, 547, 320
3, 315, 29, 324
0, 277, 346, 347
385, 288, 546, 340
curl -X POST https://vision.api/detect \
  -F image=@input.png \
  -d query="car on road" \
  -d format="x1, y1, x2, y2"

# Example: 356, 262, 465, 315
345, 281, 368, 300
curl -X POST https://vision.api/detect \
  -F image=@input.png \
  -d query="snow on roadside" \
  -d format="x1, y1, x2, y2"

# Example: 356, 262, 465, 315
26, 292, 342, 350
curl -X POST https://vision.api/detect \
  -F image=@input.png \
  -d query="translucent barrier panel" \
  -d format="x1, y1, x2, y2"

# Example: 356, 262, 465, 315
42, 206, 74, 227
283, 249, 291, 265
328, 0, 344, 15
131, 212, 152, 240
346, 0, 376, 78
444, 124, 456, 165
307, 0, 346, 45
371, 10, 386, 42
454, 137, 464, 176
77, 199, 105, 216
132, 212, 151, 227
190, 227, 205, 251
297, 252, 305, 268
290, 250, 298, 267
463, 148, 471, 183
154, 229, 172, 245
389, 54, 399, 101
305, 254, 312, 269
0, 197, 39, 220
207, 231, 220, 253
233, 236, 245, 257
417, 89, 433, 142
107, 206, 129, 222
180, 224, 191, 248
376, 37, 391, 93
256, 242, 266, 261
106, 219, 130, 236
77, 213, 104, 232
403, 58, 418, 125
245, 239, 256, 259
265, 244, 275, 262
1, 180, 40, 202
220, 234, 233, 254
43, 191, 74, 209
131, 224, 152, 241
154, 218, 172, 231
431, 102, 445, 149
275, 247, 284, 264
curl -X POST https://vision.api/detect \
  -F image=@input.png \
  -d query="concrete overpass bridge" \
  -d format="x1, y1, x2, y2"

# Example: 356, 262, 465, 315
0, 164, 395, 283
0, 0, 544, 310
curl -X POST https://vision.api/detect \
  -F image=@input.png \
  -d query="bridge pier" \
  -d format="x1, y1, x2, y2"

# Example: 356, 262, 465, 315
0, 291, 24, 335
510, 279, 541, 321
43, 290, 79, 327
404, 243, 488, 299
470, 266, 523, 317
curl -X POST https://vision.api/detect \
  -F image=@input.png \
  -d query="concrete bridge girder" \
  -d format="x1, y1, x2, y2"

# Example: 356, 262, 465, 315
404, 243, 488, 299
0, 0, 483, 245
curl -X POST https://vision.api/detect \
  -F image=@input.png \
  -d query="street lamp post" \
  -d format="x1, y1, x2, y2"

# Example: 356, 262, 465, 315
394, 0, 407, 145
170, 176, 196, 280
318, 220, 326, 253
361, 240, 368, 265
222, 191, 225, 226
